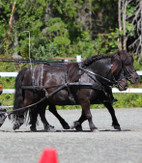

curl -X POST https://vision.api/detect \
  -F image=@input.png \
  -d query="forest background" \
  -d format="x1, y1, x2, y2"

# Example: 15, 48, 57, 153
0, 0, 142, 108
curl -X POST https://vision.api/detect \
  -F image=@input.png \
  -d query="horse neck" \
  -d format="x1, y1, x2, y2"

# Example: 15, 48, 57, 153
87, 58, 112, 79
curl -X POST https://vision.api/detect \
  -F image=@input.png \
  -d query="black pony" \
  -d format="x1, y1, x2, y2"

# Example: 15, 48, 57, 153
12, 50, 139, 131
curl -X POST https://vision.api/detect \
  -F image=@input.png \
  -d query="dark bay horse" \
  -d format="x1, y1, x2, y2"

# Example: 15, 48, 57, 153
12, 50, 139, 131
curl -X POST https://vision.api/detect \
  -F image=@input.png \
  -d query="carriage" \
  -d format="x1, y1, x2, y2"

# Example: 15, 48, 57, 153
0, 50, 139, 131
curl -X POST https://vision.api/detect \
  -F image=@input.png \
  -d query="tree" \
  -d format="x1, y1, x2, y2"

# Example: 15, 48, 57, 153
128, 0, 142, 61
118, 0, 142, 60
1, 0, 136, 60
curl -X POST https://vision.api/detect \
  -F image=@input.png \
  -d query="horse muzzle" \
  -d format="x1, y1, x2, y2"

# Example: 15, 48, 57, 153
116, 79, 128, 91
127, 72, 140, 84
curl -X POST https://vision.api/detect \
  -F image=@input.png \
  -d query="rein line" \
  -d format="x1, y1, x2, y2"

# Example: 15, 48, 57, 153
0, 82, 96, 116
0, 63, 120, 117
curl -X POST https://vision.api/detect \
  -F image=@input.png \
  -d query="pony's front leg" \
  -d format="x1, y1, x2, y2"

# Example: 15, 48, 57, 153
104, 102, 121, 130
29, 107, 38, 131
71, 110, 87, 131
81, 100, 97, 132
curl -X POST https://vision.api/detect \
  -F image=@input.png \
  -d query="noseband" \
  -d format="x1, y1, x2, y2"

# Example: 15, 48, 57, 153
115, 74, 126, 89
124, 67, 136, 80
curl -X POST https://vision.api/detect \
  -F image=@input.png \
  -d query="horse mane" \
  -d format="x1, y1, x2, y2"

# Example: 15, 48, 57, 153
82, 54, 112, 67
82, 51, 123, 75
65, 50, 125, 82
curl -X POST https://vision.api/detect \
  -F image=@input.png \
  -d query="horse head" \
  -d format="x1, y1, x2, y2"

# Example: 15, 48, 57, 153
114, 70, 128, 91
82, 55, 128, 91
110, 55, 128, 91
117, 50, 140, 84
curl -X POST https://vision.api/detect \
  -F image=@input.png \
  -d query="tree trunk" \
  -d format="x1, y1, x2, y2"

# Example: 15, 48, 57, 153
7, 1, 16, 40
118, 0, 122, 50
122, 0, 127, 50
5, 1, 16, 55
140, 1, 142, 58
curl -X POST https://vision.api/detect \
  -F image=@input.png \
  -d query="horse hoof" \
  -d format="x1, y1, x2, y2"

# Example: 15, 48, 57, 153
13, 122, 20, 130
45, 125, 56, 132
91, 127, 98, 132
63, 124, 70, 129
71, 123, 75, 129
112, 123, 121, 130
114, 125, 121, 131
71, 121, 82, 131
30, 126, 37, 132
75, 125, 83, 131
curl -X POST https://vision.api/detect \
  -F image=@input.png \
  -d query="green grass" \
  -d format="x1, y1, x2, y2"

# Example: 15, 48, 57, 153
0, 94, 14, 106
0, 93, 142, 109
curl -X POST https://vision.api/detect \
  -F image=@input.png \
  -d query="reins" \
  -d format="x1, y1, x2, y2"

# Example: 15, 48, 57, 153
0, 84, 65, 116
0, 81, 98, 117
0, 62, 120, 117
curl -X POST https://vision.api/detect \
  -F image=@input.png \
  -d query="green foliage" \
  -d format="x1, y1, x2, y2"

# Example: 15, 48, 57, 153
92, 31, 119, 55
0, 94, 14, 106
133, 56, 142, 70
125, 21, 135, 36
113, 94, 142, 108
70, 31, 96, 57
0, 0, 120, 59
126, 4, 136, 17
32, 44, 56, 60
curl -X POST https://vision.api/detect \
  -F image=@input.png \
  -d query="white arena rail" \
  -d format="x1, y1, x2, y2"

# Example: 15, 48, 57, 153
0, 71, 142, 94
0, 72, 18, 77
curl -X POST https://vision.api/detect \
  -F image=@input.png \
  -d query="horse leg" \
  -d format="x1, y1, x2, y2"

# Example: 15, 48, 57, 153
104, 102, 121, 130
13, 113, 25, 130
49, 104, 70, 129
80, 100, 97, 132
13, 94, 33, 130
71, 110, 87, 131
29, 107, 38, 131
39, 103, 55, 132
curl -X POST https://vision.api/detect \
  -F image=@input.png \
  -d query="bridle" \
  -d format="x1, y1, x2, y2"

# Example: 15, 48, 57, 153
123, 67, 136, 80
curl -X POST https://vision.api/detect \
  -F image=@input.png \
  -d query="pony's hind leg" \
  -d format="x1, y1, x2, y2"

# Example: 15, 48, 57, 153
49, 104, 70, 129
104, 102, 121, 130
13, 93, 33, 130
13, 99, 27, 130
13, 114, 24, 130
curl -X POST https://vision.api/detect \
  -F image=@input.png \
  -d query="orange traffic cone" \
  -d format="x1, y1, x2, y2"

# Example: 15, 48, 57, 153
38, 148, 58, 163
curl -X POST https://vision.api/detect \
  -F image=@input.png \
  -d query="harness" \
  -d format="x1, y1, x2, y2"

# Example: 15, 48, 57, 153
0, 63, 118, 118
79, 64, 116, 86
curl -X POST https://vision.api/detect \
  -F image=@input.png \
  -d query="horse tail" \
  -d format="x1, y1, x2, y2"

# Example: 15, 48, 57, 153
13, 68, 27, 110
10, 67, 28, 121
